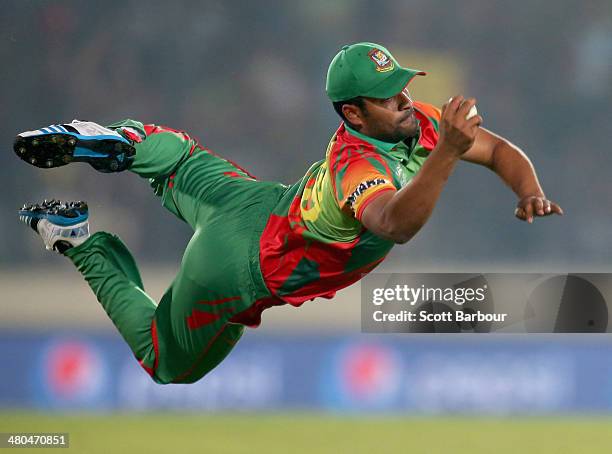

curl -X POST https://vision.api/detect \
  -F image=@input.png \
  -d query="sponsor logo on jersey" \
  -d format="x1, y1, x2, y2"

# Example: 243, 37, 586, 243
368, 49, 394, 72
347, 178, 389, 211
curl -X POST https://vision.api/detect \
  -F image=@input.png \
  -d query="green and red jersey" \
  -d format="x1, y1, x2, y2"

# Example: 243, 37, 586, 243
259, 101, 442, 305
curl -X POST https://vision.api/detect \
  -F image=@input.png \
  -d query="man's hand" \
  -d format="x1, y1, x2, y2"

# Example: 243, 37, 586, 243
514, 196, 563, 223
439, 96, 483, 156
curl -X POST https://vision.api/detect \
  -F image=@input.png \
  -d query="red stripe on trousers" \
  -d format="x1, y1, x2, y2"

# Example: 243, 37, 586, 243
152, 319, 159, 373
172, 325, 228, 383
138, 318, 160, 378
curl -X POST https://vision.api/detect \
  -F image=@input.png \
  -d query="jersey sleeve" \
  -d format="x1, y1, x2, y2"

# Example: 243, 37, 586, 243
332, 147, 397, 221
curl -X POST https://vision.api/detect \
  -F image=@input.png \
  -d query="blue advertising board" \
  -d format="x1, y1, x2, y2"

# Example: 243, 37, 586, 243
1, 331, 612, 413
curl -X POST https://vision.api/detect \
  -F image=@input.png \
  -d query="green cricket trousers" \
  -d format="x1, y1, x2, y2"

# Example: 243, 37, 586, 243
65, 121, 284, 384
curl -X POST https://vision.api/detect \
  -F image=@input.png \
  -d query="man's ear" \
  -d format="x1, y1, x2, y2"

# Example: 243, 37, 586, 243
342, 104, 364, 128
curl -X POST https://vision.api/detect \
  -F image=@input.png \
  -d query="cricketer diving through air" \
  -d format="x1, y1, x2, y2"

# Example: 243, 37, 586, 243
14, 42, 562, 384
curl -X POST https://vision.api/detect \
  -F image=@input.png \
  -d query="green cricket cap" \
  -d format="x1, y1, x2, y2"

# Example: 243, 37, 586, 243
326, 42, 425, 102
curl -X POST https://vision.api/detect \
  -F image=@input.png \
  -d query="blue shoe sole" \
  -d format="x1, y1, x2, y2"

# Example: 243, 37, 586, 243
18, 200, 89, 228
14, 131, 135, 173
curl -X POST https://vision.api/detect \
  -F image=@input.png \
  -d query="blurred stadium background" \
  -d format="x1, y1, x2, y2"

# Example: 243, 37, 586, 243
1, 0, 612, 452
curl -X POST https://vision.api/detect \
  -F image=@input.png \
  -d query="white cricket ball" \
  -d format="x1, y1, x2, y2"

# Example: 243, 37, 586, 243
448, 97, 478, 120
466, 105, 478, 120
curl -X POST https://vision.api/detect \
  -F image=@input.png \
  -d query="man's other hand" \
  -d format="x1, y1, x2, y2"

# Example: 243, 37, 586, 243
514, 196, 563, 223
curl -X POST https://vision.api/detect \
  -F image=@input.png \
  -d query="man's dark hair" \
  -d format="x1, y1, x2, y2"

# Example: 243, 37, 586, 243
332, 96, 366, 130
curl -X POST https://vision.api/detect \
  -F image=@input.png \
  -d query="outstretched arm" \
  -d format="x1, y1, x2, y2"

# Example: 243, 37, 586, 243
461, 127, 563, 223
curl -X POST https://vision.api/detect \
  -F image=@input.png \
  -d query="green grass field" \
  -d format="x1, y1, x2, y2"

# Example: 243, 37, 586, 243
1, 412, 611, 453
